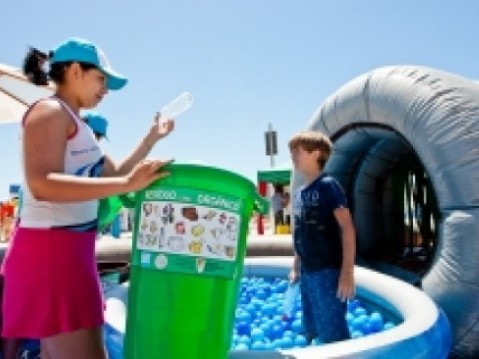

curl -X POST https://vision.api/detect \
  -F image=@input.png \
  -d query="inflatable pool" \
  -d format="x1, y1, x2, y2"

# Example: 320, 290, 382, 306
104, 257, 451, 358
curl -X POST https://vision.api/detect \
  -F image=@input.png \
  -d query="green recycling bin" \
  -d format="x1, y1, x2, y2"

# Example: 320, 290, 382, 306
124, 163, 268, 359
98, 193, 136, 231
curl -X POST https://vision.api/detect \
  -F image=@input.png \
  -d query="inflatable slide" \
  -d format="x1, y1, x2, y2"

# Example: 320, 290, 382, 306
296, 65, 479, 357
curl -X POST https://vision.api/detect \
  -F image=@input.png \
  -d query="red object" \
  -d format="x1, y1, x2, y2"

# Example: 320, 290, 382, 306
257, 181, 267, 235
0, 202, 14, 221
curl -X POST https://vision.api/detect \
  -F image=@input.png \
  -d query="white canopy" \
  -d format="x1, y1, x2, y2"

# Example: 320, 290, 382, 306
0, 63, 53, 124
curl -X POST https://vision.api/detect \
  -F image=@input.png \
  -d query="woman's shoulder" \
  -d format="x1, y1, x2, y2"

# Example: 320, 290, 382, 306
31, 97, 64, 114
24, 98, 69, 126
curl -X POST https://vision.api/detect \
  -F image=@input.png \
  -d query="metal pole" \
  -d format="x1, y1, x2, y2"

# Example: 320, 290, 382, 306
268, 123, 275, 168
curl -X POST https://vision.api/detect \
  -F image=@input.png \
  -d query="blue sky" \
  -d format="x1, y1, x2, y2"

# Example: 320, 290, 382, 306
1, 1, 479, 199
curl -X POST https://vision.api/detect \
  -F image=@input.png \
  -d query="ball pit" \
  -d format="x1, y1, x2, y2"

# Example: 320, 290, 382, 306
231, 276, 397, 351
104, 257, 452, 358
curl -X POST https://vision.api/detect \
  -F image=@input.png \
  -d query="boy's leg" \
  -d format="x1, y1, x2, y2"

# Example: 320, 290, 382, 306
299, 273, 317, 343
307, 269, 350, 344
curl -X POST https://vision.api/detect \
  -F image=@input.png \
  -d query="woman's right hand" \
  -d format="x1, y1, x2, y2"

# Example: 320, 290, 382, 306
124, 159, 173, 192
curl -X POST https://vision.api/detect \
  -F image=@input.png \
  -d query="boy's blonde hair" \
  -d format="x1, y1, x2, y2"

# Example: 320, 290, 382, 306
288, 130, 332, 169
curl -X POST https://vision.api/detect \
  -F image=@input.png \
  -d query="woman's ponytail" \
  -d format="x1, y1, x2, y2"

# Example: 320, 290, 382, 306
22, 47, 49, 86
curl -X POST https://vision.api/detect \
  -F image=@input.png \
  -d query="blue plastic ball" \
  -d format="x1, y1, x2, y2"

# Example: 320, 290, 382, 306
250, 327, 265, 342
276, 280, 288, 292
264, 341, 274, 350
351, 330, 364, 339
238, 336, 251, 345
251, 341, 266, 350
235, 342, 249, 350
280, 336, 294, 349
263, 303, 276, 317
351, 314, 368, 332
361, 320, 373, 335
259, 322, 272, 338
245, 303, 256, 315
236, 321, 250, 336
384, 322, 395, 330
291, 319, 303, 334
294, 334, 308, 347
236, 311, 251, 323
369, 312, 384, 332
271, 324, 284, 340
353, 307, 368, 317
347, 299, 361, 312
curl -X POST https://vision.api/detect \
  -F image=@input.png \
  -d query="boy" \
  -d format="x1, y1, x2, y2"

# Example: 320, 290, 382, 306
288, 130, 356, 344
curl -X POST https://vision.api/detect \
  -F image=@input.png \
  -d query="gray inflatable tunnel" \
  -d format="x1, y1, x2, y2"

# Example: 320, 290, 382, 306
298, 66, 479, 358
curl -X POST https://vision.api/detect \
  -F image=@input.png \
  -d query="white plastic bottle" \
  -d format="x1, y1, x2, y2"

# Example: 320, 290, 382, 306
159, 91, 194, 119
283, 281, 300, 319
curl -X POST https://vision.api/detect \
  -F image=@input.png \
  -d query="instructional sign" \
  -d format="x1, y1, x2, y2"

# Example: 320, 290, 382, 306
133, 187, 243, 278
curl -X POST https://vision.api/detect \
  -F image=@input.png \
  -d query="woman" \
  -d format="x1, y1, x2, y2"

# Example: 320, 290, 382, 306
2, 37, 174, 359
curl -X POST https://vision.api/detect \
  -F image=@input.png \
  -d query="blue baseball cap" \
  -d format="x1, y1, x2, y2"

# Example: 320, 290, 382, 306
50, 37, 127, 90
84, 112, 109, 140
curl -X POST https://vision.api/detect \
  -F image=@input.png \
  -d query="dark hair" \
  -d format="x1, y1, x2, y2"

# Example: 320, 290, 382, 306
22, 47, 49, 85
22, 47, 98, 86
48, 61, 97, 85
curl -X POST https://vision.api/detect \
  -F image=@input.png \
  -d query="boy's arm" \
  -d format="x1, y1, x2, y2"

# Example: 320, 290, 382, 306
334, 207, 356, 301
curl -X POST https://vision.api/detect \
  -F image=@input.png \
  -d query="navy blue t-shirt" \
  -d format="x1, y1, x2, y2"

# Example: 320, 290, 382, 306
293, 174, 347, 271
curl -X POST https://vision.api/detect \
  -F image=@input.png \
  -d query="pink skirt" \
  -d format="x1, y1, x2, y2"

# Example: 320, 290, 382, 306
1, 226, 104, 338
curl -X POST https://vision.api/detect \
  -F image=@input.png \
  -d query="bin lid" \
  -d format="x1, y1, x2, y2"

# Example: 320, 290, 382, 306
156, 162, 269, 214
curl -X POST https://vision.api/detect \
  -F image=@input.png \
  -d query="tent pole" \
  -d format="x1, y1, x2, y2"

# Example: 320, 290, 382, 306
257, 181, 267, 235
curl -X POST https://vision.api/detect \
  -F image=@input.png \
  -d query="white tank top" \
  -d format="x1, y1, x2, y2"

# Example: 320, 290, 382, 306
20, 97, 104, 230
